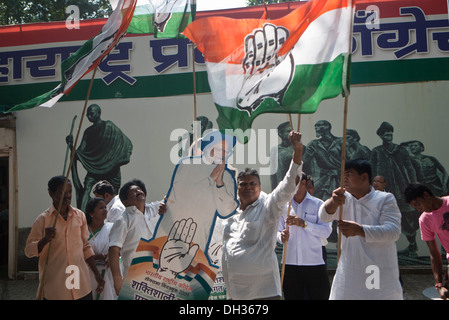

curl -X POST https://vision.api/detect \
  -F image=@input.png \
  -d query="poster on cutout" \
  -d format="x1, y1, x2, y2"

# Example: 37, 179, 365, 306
119, 131, 239, 300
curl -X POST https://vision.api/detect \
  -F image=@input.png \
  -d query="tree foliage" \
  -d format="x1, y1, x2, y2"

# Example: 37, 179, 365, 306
0, 0, 112, 25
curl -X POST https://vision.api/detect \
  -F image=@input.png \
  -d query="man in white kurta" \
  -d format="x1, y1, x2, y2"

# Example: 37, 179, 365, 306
318, 159, 403, 300
222, 131, 303, 300
108, 180, 160, 296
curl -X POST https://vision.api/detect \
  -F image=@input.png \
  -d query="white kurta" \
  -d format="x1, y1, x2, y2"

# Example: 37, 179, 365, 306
278, 193, 332, 266
318, 188, 403, 300
222, 161, 302, 300
88, 222, 116, 300
109, 205, 158, 278
106, 195, 125, 223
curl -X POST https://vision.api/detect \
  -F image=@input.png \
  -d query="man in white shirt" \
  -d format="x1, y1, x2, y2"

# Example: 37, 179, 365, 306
93, 180, 125, 222
222, 131, 303, 300
278, 172, 332, 300
318, 159, 403, 300
108, 179, 161, 296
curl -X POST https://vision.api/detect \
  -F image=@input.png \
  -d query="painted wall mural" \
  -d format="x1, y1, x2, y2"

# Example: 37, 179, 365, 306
271, 119, 449, 267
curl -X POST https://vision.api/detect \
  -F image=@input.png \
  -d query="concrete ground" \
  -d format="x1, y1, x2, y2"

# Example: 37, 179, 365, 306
0, 269, 441, 300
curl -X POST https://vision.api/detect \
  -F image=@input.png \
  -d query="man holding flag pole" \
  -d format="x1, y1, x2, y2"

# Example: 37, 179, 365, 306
20, 0, 139, 299
319, 159, 403, 300
184, 0, 355, 298
221, 130, 303, 300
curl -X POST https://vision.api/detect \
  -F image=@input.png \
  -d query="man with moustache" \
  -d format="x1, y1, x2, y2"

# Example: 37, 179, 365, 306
221, 131, 303, 300
25, 175, 104, 300
319, 159, 403, 300
108, 179, 155, 296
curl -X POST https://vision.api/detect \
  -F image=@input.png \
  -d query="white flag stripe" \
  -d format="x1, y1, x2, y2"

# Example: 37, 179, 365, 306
63, 0, 126, 92
203, 6, 351, 109
290, 6, 351, 65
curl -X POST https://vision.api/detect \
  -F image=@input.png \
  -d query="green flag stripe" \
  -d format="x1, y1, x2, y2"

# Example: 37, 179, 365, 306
2, 56, 449, 113
127, 12, 190, 36
215, 53, 347, 139
127, 3, 196, 38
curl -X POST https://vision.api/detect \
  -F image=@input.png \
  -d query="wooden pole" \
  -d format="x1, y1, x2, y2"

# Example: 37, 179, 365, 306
280, 113, 301, 288
337, 95, 349, 263
37, 68, 97, 299
287, 114, 293, 132
280, 201, 292, 289
263, 1, 270, 19
192, 43, 200, 155
337, 0, 354, 264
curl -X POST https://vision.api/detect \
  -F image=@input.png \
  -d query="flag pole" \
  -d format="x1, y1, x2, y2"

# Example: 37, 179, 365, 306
37, 67, 98, 299
280, 113, 301, 289
337, 0, 355, 263
280, 201, 292, 289
263, 1, 269, 18
192, 43, 200, 154
337, 95, 349, 263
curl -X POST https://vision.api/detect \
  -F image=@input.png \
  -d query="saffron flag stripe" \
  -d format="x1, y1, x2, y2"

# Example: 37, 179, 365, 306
206, 6, 352, 109
183, 0, 354, 141
184, 0, 350, 63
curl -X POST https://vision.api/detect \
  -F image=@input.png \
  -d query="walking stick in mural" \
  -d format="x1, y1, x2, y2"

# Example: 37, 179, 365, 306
63, 115, 77, 175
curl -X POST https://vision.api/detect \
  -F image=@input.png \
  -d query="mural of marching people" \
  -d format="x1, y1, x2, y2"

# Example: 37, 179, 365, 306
371, 121, 419, 257
401, 140, 449, 197
302, 120, 343, 202
270, 121, 294, 191
270, 119, 449, 266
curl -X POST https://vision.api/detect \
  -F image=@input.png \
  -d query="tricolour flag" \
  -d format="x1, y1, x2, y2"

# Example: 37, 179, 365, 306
111, 0, 196, 38
8, 0, 137, 112
183, 0, 354, 140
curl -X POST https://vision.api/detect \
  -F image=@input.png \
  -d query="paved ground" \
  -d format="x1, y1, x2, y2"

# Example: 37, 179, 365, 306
0, 270, 441, 300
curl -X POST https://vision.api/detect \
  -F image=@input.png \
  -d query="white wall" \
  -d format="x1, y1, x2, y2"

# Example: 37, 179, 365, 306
15, 80, 449, 258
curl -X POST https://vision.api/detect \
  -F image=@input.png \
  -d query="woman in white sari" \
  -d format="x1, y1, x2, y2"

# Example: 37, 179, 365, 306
86, 197, 117, 300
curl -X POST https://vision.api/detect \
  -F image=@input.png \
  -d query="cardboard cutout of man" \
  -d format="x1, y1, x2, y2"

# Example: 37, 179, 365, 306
119, 131, 238, 300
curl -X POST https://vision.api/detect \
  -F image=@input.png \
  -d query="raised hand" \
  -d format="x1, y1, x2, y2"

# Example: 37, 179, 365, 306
210, 163, 226, 187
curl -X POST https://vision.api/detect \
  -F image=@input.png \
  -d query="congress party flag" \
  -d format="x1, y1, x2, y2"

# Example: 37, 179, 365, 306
110, 0, 196, 38
183, 0, 354, 140
8, 0, 137, 112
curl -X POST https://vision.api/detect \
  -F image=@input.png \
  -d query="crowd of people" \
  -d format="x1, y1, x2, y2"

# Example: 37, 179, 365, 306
24, 129, 449, 300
